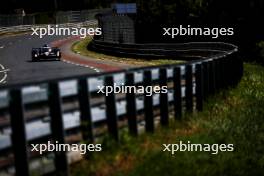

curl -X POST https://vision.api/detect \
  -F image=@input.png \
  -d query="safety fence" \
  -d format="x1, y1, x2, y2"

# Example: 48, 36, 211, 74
0, 42, 243, 176
0, 9, 111, 27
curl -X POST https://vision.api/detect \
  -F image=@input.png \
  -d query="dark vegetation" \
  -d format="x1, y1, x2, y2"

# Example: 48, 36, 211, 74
0, 0, 111, 13
135, 0, 264, 64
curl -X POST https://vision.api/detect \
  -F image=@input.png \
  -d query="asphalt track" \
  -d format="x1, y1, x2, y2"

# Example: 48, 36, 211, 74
0, 33, 97, 86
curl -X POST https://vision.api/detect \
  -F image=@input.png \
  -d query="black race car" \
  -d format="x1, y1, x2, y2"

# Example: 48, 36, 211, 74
32, 44, 61, 61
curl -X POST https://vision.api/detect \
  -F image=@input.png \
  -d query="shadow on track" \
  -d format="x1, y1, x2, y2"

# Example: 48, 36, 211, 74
27, 59, 61, 63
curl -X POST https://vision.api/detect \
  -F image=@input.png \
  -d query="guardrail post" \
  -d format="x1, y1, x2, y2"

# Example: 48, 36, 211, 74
195, 63, 203, 111
144, 70, 154, 132
202, 61, 209, 98
185, 65, 193, 112
173, 67, 182, 120
105, 76, 119, 141
125, 72, 138, 136
78, 78, 94, 144
9, 88, 30, 176
212, 59, 217, 93
159, 68, 169, 126
48, 82, 69, 176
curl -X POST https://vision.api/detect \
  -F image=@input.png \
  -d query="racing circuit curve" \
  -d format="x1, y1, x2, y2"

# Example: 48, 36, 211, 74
0, 32, 131, 86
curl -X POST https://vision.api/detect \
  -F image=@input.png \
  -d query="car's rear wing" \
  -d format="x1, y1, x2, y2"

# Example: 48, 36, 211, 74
32, 47, 60, 51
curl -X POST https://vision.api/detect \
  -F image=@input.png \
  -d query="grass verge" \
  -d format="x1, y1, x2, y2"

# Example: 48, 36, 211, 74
71, 37, 184, 66
71, 63, 264, 176
0, 31, 30, 37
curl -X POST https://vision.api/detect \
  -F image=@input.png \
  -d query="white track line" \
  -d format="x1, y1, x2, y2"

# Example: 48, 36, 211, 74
62, 59, 101, 73
0, 69, 10, 73
0, 64, 9, 84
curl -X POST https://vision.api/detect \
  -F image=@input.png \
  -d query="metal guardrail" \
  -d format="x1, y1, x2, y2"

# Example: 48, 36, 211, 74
90, 40, 237, 59
0, 20, 98, 35
0, 42, 243, 176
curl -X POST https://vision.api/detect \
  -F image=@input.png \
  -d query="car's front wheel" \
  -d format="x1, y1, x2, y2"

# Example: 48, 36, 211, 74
32, 53, 39, 61
32, 57, 38, 62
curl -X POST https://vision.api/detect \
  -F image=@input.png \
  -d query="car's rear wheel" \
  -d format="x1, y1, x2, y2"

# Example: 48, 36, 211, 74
56, 51, 61, 60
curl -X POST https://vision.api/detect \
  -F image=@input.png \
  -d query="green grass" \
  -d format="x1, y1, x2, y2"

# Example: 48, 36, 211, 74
71, 63, 264, 176
71, 37, 184, 66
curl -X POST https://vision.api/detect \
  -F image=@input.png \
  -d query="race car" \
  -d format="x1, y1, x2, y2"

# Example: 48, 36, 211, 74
32, 44, 61, 61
